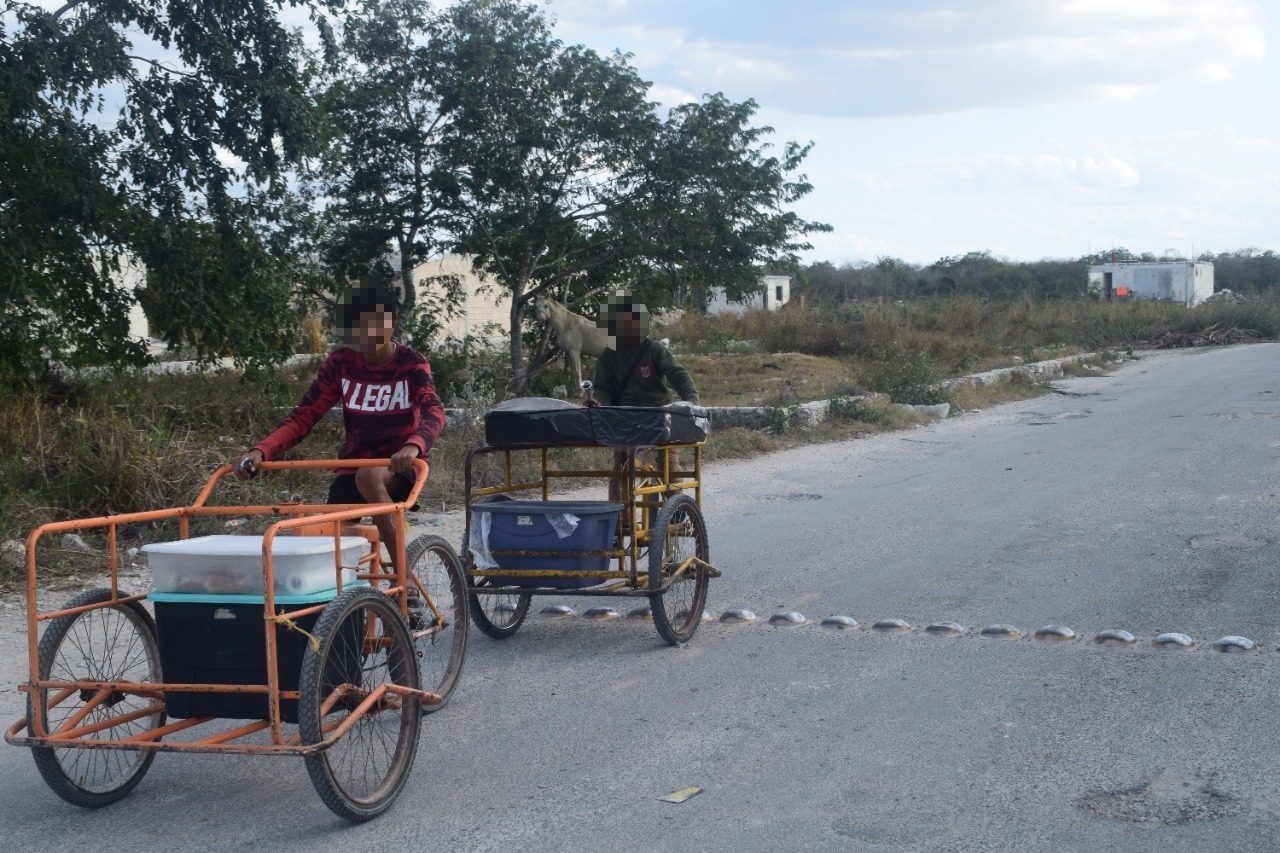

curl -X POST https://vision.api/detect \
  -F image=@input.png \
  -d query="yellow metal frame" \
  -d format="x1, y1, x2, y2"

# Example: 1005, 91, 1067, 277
463, 441, 707, 595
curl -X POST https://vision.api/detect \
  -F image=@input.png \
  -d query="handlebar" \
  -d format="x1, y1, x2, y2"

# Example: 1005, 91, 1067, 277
197, 458, 431, 509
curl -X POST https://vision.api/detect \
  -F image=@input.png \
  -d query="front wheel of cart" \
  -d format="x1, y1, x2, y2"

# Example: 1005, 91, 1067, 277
29, 588, 165, 808
405, 534, 469, 713
649, 494, 710, 645
299, 587, 421, 822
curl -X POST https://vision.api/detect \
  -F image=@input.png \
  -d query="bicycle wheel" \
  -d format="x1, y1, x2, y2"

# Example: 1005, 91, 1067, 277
649, 494, 710, 645
467, 494, 531, 639
468, 585, 531, 639
299, 587, 421, 822
405, 534, 468, 713
29, 588, 164, 808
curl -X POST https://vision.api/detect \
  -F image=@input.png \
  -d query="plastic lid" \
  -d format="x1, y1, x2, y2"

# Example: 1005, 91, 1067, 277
471, 500, 623, 515
141, 535, 367, 557
147, 582, 369, 605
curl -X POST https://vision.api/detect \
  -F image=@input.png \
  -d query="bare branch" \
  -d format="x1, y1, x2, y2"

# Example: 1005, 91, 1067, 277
127, 54, 198, 79
52, 0, 87, 20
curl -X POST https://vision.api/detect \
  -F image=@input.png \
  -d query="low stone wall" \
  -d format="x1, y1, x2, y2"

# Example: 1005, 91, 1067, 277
939, 353, 1098, 390
434, 353, 1103, 436
705, 352, 1100, 430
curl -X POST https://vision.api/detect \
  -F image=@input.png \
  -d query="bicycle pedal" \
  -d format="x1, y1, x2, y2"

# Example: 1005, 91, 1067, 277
406, 596, 430, 631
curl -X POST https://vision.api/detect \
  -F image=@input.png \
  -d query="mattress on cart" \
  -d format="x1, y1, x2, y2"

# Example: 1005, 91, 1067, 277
591, 404, 709, 446
483, 398, 709, 447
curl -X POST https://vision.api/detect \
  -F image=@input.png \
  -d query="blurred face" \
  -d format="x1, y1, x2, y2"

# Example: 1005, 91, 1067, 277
615, 307, 649, 342
348, 307, 394, 356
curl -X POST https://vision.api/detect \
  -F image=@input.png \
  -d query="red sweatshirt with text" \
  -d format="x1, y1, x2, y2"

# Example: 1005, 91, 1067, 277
254, 344, 446, 474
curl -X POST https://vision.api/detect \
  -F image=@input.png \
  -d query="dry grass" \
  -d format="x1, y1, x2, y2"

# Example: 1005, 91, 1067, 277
948, 372, 1057, 411
11, 288, 1277, 588
679, 352, 866, 406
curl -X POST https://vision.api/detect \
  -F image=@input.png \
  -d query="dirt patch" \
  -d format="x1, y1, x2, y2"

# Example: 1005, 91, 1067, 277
1078, 768, 1243, 825
1189, 534, 1269, 550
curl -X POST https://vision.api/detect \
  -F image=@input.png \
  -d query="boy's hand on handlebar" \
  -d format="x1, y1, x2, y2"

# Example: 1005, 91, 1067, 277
233, 450, 263, 481
390, 444, 420, 474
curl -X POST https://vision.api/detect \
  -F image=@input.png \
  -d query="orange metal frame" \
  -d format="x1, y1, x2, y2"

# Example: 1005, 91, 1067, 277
6, 458, 436, 757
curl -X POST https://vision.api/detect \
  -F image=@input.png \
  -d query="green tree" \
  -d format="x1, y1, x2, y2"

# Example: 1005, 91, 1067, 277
313, 0, 459, 317
435, 0, 659, 393
1199, 249, 1280, 294
625, 94, 830, 308
1, 3, 143, 376
0, 1, 333, 378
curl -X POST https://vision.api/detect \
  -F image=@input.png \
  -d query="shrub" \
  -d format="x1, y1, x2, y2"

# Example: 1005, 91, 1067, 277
862, 351, 951, 405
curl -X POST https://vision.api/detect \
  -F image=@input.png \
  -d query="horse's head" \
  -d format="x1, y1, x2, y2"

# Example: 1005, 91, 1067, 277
533, 295, 549, 323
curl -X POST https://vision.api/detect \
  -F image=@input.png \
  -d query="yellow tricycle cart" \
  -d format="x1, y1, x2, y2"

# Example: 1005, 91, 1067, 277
464, 401, 719, 645
6, 459, 467, 822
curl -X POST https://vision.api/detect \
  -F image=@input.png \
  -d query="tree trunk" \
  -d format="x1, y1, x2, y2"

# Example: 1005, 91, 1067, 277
508, 279, 528, 394
398, 240, 417, 316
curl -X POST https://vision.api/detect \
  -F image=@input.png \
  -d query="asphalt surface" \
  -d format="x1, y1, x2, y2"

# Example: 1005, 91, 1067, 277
2, 344, 1279, 851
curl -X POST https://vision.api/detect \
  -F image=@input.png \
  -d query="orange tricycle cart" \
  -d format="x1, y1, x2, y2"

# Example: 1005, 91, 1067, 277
5, 459, 468, 822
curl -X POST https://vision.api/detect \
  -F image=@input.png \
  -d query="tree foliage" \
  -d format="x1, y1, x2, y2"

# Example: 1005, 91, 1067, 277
800, 252, 1090, 303
1, 0, 333, 378
625, 94, 829, 308
1197, 249, 1280, 294
430, 0, 826, 391
4, 0, 827, 389
312, 0, 458, 316
433, 0, 659, 391
1, 3, 143, 376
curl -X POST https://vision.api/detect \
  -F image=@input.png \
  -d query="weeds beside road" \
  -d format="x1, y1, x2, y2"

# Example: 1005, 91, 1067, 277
2, 292, 1274, 586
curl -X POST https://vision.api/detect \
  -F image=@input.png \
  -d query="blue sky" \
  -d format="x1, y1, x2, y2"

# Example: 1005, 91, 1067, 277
548, 0, 1278, 265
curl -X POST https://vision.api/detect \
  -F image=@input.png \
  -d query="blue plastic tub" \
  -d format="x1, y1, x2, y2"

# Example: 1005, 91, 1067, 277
472, 500, 622, 589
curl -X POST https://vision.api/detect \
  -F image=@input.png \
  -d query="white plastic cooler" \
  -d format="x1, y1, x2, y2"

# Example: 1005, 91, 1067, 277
142, 534, 368, 595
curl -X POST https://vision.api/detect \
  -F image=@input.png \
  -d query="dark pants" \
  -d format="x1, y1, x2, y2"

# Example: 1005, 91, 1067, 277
609, 447, 684, 502
326, 471, 417, 506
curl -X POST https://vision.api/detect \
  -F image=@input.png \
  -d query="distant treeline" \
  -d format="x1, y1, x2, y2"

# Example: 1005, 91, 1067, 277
798, 248, 1280, 303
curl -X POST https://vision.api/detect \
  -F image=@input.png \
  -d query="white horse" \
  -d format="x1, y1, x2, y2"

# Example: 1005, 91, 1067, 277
533, 295, 610, 390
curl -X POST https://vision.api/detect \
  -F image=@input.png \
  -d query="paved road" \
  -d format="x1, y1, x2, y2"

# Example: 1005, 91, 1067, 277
2, 345, 1278, 851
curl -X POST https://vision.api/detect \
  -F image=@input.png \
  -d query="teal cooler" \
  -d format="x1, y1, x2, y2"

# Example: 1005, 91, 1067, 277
474, 501, 622, 589
148, 586, 364, 722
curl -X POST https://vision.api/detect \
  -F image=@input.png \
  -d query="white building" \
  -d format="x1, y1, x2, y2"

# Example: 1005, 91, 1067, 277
706, 274, 793, 315
411, 254, 511, 344
1087, 261, 1214, 307
120, 256, 150, 340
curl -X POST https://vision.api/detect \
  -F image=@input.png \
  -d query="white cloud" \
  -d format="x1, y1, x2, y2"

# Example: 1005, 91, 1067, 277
553, 0, 1266, 117
863, 153, 1143, 194
648, 84, 698, 108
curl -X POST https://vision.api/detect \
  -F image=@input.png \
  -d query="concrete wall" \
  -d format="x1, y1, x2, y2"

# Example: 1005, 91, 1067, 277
413, 254, 511, 344
121, 255, 149, 340
707, 275, 793, 315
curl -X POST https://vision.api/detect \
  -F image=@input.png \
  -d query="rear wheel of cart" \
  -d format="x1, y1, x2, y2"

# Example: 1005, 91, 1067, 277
468, 586, 532, 639
467, 494, 531, 638
405, 534, 468, 713
299, 587, 421, 822
30, 588, 165, 808
648, 494, 710, 645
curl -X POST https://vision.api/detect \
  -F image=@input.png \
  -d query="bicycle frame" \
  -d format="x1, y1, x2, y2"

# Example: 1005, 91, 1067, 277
462, 442, 714, 596
7, 458, 433, 756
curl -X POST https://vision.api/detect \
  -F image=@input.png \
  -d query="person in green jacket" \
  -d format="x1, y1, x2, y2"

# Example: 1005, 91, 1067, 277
586, 294, 699, 408
586, 291, 699, 501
